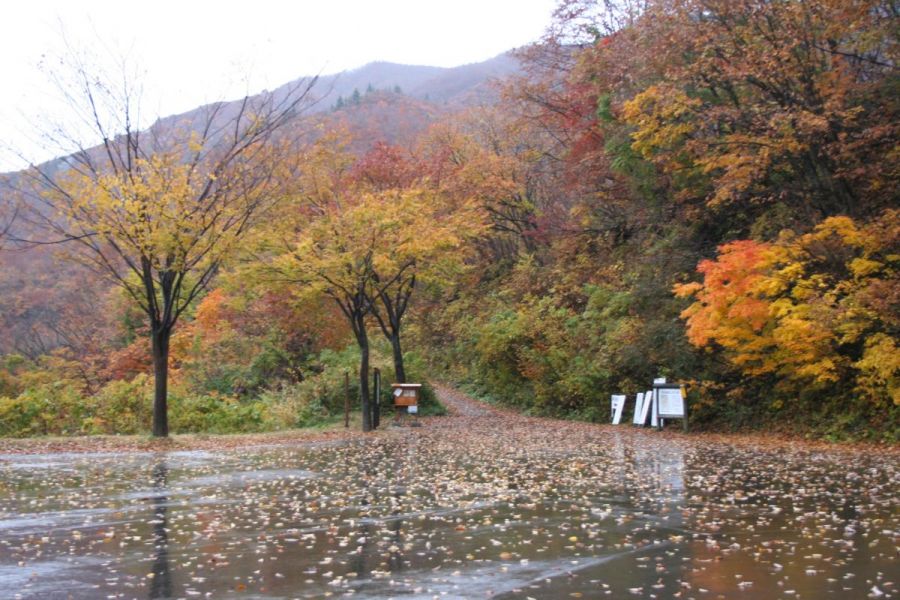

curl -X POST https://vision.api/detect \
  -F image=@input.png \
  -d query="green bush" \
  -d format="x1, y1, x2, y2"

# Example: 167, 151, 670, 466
84, 375, 152, 434
169, 392, 267, 433
0, 382, 84, 437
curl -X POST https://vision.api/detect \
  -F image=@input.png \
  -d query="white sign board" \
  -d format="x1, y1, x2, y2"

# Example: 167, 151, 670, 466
611, 394, 625, 424
632, 392, 645, 425
407, 405, 418, 414
657, 387, 685, 418
638, 389, 653, 426
649, 389, 659, 428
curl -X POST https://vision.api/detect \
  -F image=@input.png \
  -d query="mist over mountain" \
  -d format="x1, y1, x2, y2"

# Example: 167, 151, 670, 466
307, 51, 521, 107
2, 51, 521, 180
146, 51, 522, 156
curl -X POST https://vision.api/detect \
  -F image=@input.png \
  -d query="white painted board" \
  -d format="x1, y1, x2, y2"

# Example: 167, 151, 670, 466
611, 394, 625, 424
650, 389, 658, 428
638, 390, 652, 426
632, 392, 645, 425
407, 405, 418, 414
657, 387, 685, 417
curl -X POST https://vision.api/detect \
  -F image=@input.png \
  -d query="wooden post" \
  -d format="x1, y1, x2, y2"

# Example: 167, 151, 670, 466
373, 368, 381, 430
344, 371, 350, 428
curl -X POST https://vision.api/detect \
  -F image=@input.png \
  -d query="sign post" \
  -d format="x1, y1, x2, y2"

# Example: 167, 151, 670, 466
391, 383, 422, 426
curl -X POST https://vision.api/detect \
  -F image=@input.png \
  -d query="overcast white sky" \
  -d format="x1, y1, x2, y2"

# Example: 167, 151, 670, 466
0, 0, 557, 171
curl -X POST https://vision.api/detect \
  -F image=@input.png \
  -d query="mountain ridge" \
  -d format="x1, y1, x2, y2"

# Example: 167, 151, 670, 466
1, 51, 522, 177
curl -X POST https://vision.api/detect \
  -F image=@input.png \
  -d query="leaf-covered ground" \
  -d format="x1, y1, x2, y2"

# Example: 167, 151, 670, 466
1, 385, 897, 599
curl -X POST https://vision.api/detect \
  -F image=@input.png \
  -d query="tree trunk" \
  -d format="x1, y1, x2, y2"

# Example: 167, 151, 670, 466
390, 332, 406, 383
151, 326, 171, 438
357, 316, 372, 433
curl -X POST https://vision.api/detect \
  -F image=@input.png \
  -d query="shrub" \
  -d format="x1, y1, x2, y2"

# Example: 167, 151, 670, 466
85, 375, 152, 434
0, 382, 84, 437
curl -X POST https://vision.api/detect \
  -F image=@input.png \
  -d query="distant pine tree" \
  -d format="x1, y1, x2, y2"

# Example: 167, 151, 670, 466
334, 96, 344, 110
366, 83, 374, 94
393, 85, 402, 94
351, 89, 361, 104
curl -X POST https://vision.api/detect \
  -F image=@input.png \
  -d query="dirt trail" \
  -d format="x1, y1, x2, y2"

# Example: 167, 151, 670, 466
429, 383, 498, 417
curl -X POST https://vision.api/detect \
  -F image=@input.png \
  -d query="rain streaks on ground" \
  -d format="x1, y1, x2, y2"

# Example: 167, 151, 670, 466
1, 385, 897, 599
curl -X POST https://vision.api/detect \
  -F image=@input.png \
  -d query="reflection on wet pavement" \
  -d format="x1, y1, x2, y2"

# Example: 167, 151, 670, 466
0, 389, 897, 599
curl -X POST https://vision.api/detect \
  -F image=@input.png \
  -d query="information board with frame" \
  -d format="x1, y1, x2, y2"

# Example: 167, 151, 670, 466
652, 382, 688, 431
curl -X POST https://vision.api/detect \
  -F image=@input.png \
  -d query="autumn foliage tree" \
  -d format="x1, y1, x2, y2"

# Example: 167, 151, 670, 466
277, 200, 379, 431
361, 189, 483, 382
274, 182, 483, 429
676, 211, 900, 407
612, 0, 898, 222
20, 57, 316, 437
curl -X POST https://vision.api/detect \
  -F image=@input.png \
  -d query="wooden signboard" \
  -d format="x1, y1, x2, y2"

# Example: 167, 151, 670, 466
611, 394, 625, 424
392, 383, 422, 407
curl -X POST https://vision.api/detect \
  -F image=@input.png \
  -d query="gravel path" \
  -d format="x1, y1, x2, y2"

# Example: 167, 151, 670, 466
430, 382, 498, 417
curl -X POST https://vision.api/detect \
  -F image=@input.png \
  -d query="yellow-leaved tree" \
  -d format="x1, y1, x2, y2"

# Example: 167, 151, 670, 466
273, 187, 484, 431
364, 189, 485, 384
19, 56, 316, 436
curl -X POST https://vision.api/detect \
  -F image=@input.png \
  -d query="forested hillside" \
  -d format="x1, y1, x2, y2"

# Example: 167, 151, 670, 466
0, 0, 896, 441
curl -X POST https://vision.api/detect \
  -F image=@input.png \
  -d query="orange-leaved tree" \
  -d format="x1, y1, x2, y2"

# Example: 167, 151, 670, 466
676, 211, 899, 405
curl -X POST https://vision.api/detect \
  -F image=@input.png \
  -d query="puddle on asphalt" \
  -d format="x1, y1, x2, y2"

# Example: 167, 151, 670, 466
0, 425, 897, 599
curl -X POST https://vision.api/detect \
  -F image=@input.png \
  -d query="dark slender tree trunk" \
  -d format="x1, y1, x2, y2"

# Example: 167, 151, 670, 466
151, 326, 171, 438
356, 314, 372, 432
390, 331, 406, 383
